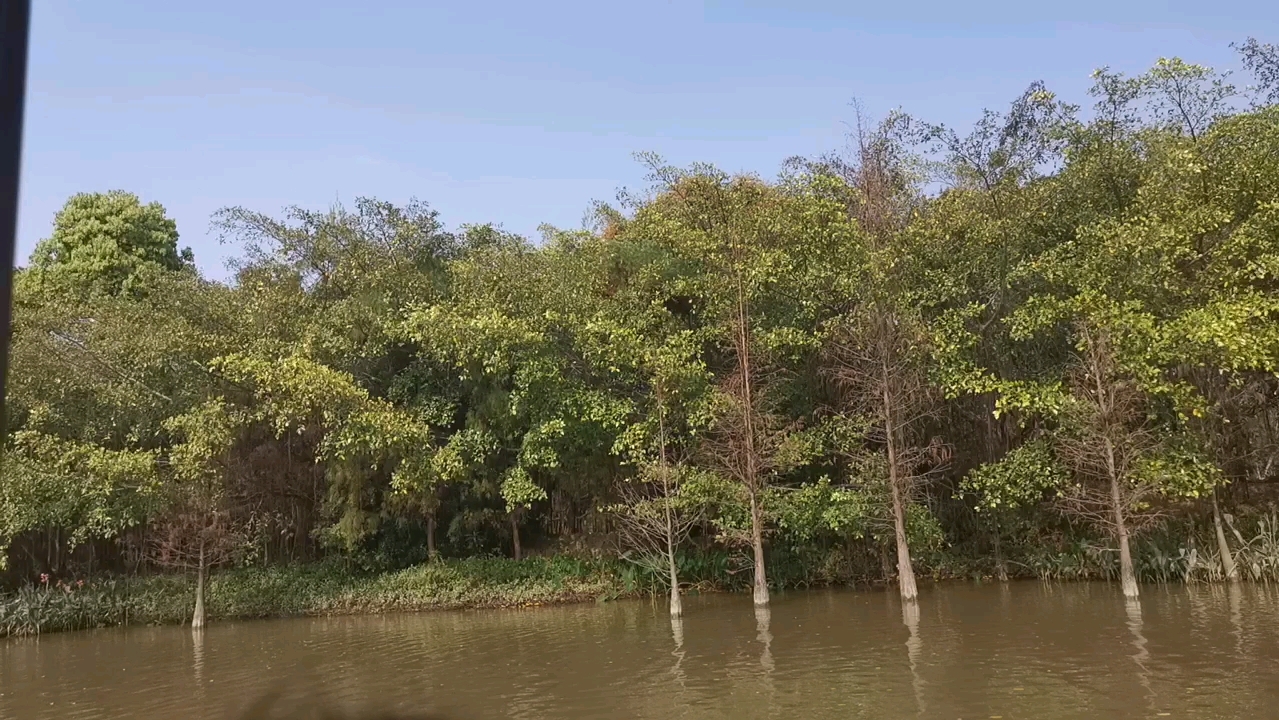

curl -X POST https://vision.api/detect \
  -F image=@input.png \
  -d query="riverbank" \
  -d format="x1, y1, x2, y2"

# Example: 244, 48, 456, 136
7, 522, 1278, 638
0, 556, 630, 637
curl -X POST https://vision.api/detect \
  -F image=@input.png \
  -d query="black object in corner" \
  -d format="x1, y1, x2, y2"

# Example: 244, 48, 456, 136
0, 0, 31, 427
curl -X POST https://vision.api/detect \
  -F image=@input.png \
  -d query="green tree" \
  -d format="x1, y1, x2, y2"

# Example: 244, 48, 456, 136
29, 191, 193, 296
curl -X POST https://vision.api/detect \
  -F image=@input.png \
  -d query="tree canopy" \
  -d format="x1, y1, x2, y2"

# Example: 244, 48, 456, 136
5, 46, 1279, 598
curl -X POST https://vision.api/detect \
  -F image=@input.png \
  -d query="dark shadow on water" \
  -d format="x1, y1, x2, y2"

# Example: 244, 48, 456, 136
237, 691, 458, 719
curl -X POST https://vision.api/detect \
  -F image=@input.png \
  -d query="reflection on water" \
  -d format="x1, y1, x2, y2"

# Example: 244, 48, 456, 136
1124, 599, 1154, 712
3, 582, 1279, 719
1229, 582, 1244, 657
669, 615, 688, 695
754, 606, 774, 673
191, 629, 206, 707
901, 600, 924, 717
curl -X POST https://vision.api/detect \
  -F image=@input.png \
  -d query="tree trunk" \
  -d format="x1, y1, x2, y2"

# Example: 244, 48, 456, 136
659, 399, 683, 618
668, 551, 683, 617
883, 356, 917, 603
993, 530, 1009, 583
749, 490, 769, 606
889, 480, 918, 602
510, 515, 522, 561
427, 514, 438, 562
1092, 338, 1138, 599
1212, 492, 1238, 582
735, 276, 769, 608
1106, 442, 1139, 599
192, 541, 207, 630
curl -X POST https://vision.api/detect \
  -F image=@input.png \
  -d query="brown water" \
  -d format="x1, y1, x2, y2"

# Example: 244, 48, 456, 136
3, 582, 1278, 719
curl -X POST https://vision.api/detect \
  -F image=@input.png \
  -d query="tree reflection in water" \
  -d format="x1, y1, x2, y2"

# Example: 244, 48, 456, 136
902, 600, 925, 717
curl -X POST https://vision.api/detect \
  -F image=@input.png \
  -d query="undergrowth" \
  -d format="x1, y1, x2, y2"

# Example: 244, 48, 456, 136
8, 511, 1279, 638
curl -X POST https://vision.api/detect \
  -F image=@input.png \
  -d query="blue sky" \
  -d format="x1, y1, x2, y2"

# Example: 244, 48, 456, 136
17, 1, 1278, 280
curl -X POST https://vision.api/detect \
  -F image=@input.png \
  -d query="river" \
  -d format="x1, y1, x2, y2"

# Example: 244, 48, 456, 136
2, 582, 1277, 719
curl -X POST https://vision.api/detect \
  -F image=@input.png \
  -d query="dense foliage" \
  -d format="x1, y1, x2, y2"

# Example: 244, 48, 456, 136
6, 44, 1279, 614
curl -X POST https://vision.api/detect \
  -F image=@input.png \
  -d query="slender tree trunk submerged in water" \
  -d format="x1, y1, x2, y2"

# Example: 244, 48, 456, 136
1212, 491, 1238, 582
890, 479, 918, 602
882, 347, 918, 603
1056, 327, 1149, 602
668, 551, 682, 617
511, 515, 522, 561
1104, 437, 1139, 599
658, 400, 683, 618
749, 489, 769, 606
734, 273, 769, 608
993, 528, 1009, 582
192, 540, 206, 630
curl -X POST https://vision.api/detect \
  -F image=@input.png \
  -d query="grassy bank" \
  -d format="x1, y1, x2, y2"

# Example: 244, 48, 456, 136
8, 510, 1279, 638
0, 556, 627, 637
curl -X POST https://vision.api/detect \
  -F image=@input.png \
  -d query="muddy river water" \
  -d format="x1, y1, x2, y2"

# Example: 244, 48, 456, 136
2, 582, 1277, 719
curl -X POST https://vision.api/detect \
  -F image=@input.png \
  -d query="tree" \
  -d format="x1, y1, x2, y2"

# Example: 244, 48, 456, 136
401, 227, 632, 561
1051, 321, 1173, 599
610, 450, 701, 617
2, 266, 232, 576
0, 430, 159, 572
1234, 37, 1279, 105
814, 111, 948, 602
961, 60, 1266, 597
621, 156, 830, 607
29, 191, 192, 296
603, 324, 714, 617
961, 439, 1068, 581
151, 408, 241, 629
12, 38, 1279, 606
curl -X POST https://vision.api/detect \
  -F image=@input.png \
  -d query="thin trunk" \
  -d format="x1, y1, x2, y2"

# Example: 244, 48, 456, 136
192, 540, 206, 630
427, 514, 438, 562
1212, 491, 1238, 582
658, 395, 683, 618
889, 480, 918, 601
735, 273, 769, 607
749, 490, 769, 606
880, 543, 894, 583
1106, 438, 1139, 599
667, 551, 682, 617
883, 347, 917, 603
511, 515, 522, 561
1091, 337, 1138, 600
993, 530, 1009, 582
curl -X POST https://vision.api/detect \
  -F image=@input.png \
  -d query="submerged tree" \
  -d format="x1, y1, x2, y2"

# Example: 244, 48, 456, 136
817, 111, 946, 602
826, 312, 943, 602
1052, 322, 1168, 598
158, 400, 246, 628
610, 433, 701, 616
628, 157, 794, 607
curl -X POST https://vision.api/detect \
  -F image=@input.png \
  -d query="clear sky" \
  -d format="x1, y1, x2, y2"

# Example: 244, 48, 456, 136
17, 1, 1278, 280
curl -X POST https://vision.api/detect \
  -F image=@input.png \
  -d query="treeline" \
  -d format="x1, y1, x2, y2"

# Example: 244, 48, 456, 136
5, 45, 1279, 617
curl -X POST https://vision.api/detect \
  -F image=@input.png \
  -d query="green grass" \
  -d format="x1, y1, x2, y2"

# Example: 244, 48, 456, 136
0, 556, 626, 637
